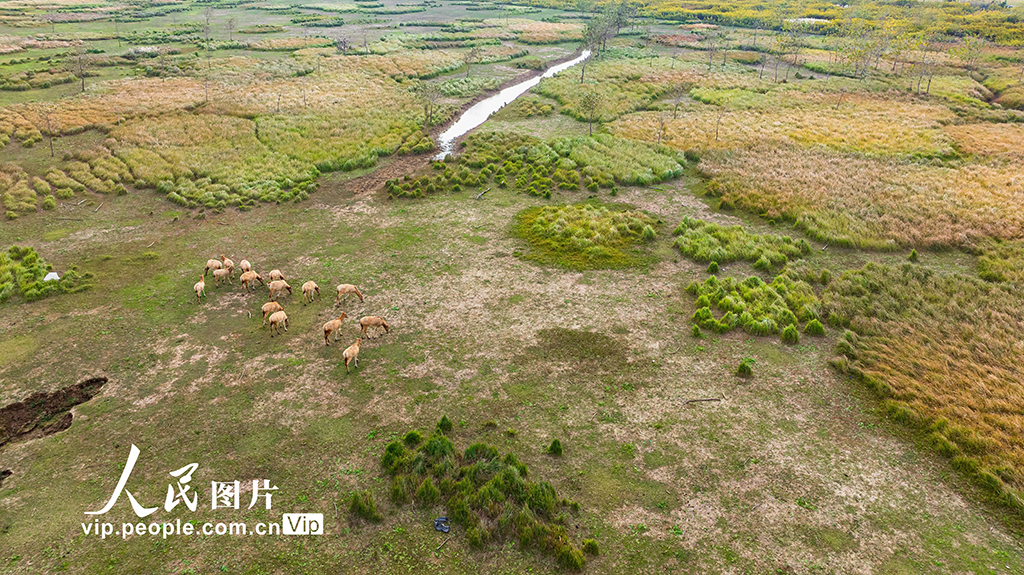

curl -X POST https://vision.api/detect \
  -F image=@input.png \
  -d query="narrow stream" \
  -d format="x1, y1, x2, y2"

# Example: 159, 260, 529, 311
433, 50, 592, 160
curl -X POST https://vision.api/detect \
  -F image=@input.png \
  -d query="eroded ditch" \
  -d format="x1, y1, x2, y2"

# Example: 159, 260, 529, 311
0, 376, 107, 450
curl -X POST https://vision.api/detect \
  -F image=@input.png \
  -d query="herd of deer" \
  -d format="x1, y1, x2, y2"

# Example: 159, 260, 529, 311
192, 255, 389, 373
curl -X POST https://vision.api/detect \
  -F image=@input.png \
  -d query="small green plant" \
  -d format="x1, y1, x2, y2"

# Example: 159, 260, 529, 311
707, 261, 719, 274
804, 319, 825, 336
781, 324, 800, 344
795, 497, 817, 511
348, 491, 381, 523
737, 358, 754, 378
909, 249, 919, 262
483, 420, 498, 429
437, 415, 454, 435
547, 439, 563, 456
582, 539, 599, 555
691, 324, 702, 338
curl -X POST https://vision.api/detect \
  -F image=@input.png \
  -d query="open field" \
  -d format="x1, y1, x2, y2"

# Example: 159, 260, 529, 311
2, 0, 1024, 572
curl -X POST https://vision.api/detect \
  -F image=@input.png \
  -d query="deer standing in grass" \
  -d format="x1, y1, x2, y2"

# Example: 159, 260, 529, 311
343, 338, 361, 373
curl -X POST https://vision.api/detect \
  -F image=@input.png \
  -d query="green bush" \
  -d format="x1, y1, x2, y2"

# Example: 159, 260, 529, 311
804, 319, 825, 336
349, 491, 381, 523
691, 324, 702, 338
41, 195, 57, 210
0, 245, 93, 303
416, 477, 440, 504
403, 430, 423, 447
437, 415, 454, 435
547, 439, 563, 456
707, 261, 719, 274
685, 267, 818, 337
781, 324, 800, 344
737, 358, 754, 378
582, 539, 599, 555
909, 249, 919, 262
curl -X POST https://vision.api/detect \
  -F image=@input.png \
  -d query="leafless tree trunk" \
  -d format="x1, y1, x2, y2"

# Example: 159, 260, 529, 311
44, 111, 54, 157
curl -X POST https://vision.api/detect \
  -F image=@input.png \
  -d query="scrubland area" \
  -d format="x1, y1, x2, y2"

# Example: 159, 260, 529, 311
1, 0, 1023, 573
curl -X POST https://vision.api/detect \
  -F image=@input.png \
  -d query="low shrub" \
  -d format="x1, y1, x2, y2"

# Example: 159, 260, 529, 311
437, 415, 454, 435
804, 319, 825, 336
349, 491, 381, 523
547, 439, 563, 456
781, 324, 800, 344
403, 430, 423, 447
381, 417, 587, 569
0, 245, 93, 303
685, 266, 817, 337
737, 358, 754, 378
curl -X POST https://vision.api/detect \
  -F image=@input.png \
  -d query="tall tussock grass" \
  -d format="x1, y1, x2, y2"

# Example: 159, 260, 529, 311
824, 263, 1024, 515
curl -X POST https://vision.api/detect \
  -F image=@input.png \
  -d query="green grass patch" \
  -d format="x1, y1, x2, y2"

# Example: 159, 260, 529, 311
672, 216, 810, 267
686, 267, 819, 336
978, 239, 1024, 284
0, 333, 37, 368
387, 131, 684, 199
513, 201, 659, 270
0, 245, 93, 303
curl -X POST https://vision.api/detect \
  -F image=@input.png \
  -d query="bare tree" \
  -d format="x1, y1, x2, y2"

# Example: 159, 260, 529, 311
415, 82, 443, 129
655, 112, 666, 144
949, 34, 985, 72
671, 83, 686, 119
203, 8, 212, 103
702, 30, 726, 71
73, 44, 89, 92
751, 5, 764, 48
463, 46, 483, 78
226, 17, 236, 42
579, 89, 601, 135
44, 110, 55, 158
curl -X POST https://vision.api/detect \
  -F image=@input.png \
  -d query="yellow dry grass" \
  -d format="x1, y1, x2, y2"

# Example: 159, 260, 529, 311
946, 122, 1024, 159
697, 145, 1024, 249
825, 264, 1024, 506
612, 91, 957, 156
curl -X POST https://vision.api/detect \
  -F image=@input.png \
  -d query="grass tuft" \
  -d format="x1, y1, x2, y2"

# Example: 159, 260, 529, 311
349, 491, 381, 523
547, 439, 563, 456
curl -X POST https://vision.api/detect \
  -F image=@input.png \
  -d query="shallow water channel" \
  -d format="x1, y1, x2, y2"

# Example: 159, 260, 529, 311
433, 50, 592, 160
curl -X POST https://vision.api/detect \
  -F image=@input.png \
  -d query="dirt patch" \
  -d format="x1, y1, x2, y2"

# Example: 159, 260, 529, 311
0, 376, 107, 449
